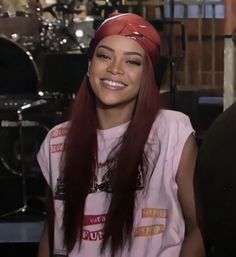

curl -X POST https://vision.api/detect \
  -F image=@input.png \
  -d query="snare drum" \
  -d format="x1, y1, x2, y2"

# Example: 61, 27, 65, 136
0, 36, 39, 95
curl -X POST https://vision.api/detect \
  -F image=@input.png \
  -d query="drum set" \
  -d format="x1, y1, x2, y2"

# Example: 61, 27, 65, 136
0, 0, 122, 94
0, 0, 120, 54
0, 0, 121, 217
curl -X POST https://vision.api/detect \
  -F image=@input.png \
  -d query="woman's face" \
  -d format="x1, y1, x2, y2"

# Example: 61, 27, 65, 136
89, 35, 145, 111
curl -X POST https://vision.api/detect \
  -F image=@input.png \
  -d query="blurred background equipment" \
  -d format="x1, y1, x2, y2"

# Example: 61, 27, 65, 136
39, 52, 88, 94
0, 110, 49, 217
0, 0, 40, 52
38, 0, 93, 52
0, 0, 92, 220
0, 36, 39, 95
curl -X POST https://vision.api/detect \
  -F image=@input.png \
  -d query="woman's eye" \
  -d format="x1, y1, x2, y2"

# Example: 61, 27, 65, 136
127, 60, 142, 66
96, 53, 110, 60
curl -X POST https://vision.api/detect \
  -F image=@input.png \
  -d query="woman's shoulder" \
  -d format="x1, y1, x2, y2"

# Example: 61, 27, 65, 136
42, 121, 70, 144
156, 109, 191, 127
148, 109, 192, 143
48, 121, 70, 138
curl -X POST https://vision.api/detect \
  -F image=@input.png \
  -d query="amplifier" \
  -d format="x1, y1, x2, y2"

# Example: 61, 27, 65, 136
0, 95, 37, 110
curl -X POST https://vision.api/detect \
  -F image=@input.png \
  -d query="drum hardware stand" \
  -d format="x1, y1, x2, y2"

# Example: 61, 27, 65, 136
0, 100, 47, 218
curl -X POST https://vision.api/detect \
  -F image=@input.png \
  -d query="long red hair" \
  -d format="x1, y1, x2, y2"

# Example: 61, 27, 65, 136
63, 54, 162, 256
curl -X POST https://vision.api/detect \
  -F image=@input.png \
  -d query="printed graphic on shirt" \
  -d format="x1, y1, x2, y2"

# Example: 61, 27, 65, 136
51, 143, 64, 153
81, 208, 167, 241
84, 215, 106, 226
90, 160, 114, 193
142, 208, 167, 219
50, 127, 68, 138
55, 176, 65, 200
134, 224, 165, 237
134, 208, 167, 237
82, 228, 104, 241
82, 214, 106, 241
90, 159, 144, 193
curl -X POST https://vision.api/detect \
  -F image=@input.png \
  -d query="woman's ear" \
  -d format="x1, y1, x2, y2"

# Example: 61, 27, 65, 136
87, 61, 91, 77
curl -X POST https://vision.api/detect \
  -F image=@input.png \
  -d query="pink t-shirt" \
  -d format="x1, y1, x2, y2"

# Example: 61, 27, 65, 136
37, 109, 194, 257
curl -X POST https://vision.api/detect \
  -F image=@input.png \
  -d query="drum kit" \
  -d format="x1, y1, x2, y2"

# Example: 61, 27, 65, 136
0, 0, 121, 217
0, 0, 121, 53
0, 0, 121, 94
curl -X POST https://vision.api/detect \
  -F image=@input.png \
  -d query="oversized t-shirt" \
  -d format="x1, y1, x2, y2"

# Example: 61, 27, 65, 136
37, 109, 194, 257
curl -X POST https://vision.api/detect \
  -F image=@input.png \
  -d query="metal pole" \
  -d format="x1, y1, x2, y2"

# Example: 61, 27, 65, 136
169, 0, 176, 108
137, 0, 142, 16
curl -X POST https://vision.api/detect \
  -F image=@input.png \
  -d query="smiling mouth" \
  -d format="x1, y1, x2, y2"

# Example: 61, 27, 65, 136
101, 79, 127, 88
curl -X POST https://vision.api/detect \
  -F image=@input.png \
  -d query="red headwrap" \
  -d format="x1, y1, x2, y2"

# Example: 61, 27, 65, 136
88, 12, 161, 68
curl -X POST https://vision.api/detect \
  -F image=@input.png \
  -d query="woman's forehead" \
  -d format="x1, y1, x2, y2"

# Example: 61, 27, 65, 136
96, 35, 146, 55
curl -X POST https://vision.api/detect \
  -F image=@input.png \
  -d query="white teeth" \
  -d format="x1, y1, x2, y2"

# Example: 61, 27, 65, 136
103, 79, 126, 87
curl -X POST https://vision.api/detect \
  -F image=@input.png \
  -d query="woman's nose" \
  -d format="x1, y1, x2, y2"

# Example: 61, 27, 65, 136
107, 60, 124, 75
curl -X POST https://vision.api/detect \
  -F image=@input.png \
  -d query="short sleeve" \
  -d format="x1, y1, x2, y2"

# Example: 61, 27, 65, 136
172, 112, 195, 177
37, 131, 51, 186
157, 110, 194, 179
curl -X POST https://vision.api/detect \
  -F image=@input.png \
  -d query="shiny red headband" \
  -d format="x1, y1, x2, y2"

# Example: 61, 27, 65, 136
89, 13, 161, 68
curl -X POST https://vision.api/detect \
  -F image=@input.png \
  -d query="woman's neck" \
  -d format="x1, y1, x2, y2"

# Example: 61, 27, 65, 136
96, 105, 134, 130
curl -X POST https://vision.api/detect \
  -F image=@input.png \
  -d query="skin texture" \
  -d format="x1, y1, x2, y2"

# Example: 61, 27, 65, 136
176, 134, 205, 257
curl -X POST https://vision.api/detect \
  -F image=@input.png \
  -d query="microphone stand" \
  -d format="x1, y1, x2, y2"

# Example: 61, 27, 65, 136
0, 100, 47, 218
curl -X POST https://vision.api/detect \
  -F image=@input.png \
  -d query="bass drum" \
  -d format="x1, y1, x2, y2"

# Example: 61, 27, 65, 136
0, 121, 49, 216
0, 36, 39, 95
0, 121, 49, 177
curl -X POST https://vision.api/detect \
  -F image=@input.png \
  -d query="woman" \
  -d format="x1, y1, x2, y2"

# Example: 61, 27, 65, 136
37, 12, 205, 257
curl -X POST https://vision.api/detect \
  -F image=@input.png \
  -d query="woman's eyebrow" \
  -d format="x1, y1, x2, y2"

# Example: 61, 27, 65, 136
97, 45, 144, 58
